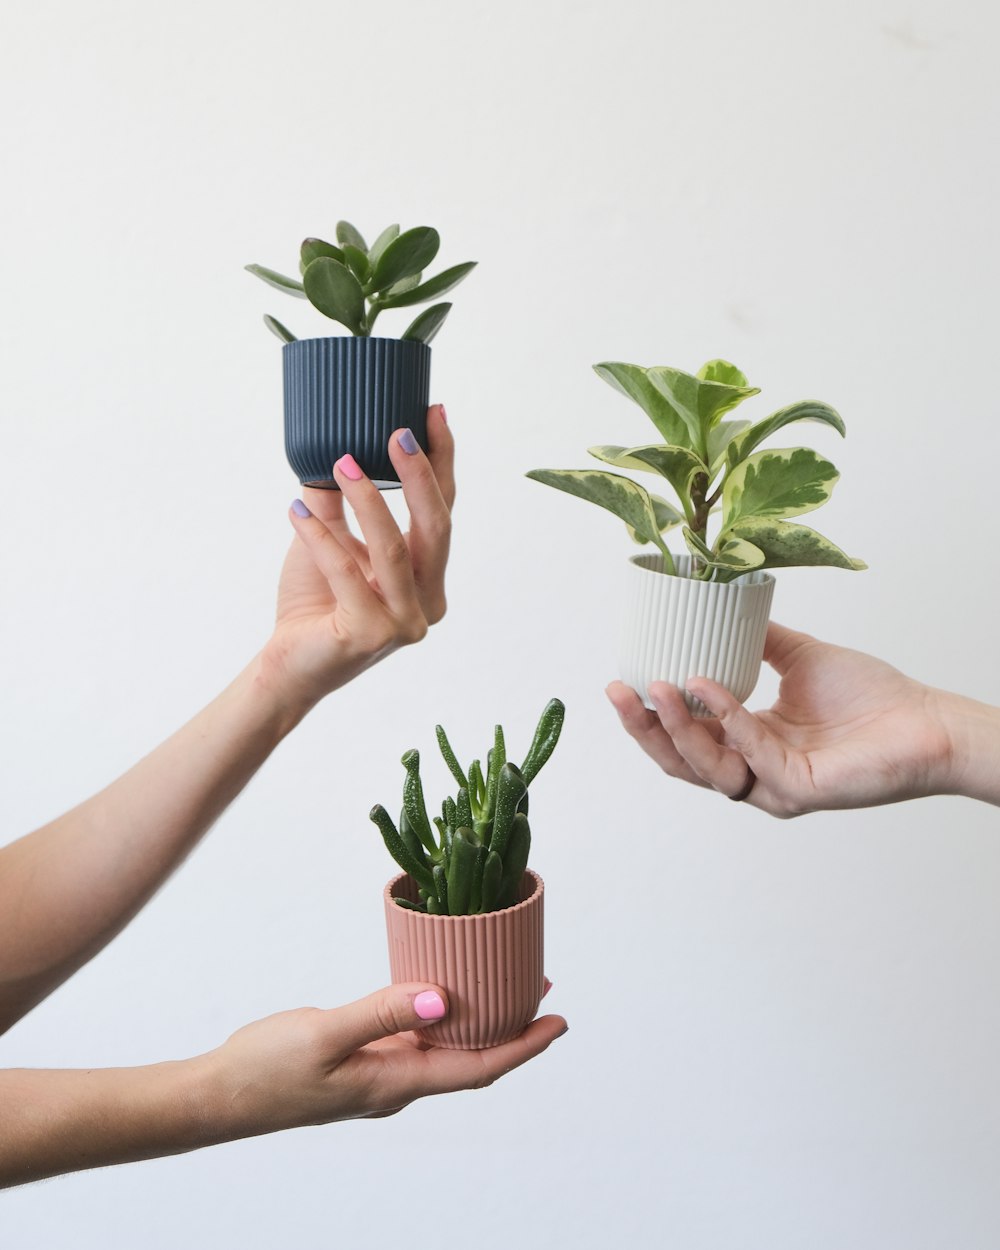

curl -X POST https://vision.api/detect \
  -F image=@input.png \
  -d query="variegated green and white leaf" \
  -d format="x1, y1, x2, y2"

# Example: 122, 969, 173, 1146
728, 517, 866, 571
592, 362, 693, 449
683, 526, 765, 574
245, 264, 307, 298
722, 447, 840, 528
697, 359, 749, 388
726, 401, 846, 471
626, 493, 684, 543
646, 364, 760, 453
526, 468, 671, 554
587, 442, 704, 502
707, 420, 751, 475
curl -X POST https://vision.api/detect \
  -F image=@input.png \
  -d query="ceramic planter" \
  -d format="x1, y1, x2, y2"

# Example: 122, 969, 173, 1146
619, 553, 775, 716
384, 869, 544, 1050
283, 336, 431, 489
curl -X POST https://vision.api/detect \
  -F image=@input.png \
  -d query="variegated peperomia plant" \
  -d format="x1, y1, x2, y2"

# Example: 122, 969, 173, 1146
246, 220, 476, 345
527, 359, 865, 582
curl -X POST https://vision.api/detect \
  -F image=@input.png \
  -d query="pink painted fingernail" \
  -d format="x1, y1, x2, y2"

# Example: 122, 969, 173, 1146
413, 990, 447, 1021
336, 454, 364, 481
542, 977, 553, 998
290, 498, 311, 518
439, 404, 448, 424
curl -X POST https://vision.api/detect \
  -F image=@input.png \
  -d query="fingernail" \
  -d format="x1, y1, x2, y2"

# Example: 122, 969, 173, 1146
413, 990, 447, 1021
291, 498, 311, 518
557, 1025, 569, 1038
542, 977, 553, 999
397, 427, 420, 456
439, 404, 448, 424
335, 454, 364, 481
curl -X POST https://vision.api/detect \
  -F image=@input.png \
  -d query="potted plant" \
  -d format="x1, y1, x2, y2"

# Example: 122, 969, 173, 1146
246, 221, 476, 489
527, 359, 865, 714
369, 698, 565, 1050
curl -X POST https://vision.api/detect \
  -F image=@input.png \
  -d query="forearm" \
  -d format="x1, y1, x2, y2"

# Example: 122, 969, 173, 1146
0, 652, 311, 1030
937, 689, 1000, 805
0, 1056, 225, 1187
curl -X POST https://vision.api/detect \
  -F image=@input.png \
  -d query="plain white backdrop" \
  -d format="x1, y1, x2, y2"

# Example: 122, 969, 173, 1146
2, 0, 999, 1245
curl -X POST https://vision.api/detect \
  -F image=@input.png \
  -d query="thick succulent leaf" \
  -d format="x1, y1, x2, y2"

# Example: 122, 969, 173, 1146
401, 302, 451, 344
300, 238, 345, 273
263, 314, 296, 343
372, 227, 441, 291
302, 257, 366, 333
726, 401, 846, 470
385, 273, 421, 297
245, 264, 307, 298
683, 526, 765, 573
342, 244, 371, 284
647, 365, 760, 451
707, 420, 751, 474
728, 517, 867, 570
336, 220, 368, 252
378, 261, 477, 309
368, 224, 400, 268
592, 362, 693, 448
626, 494, 684, 543
587, 442, 704, 502
698, 358, 750, 387
526, 469, 670, 553
722, 447, 840, 527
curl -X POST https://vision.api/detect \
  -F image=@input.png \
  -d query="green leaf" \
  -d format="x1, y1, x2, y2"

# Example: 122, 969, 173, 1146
342, 244, 371, 284
706, 420, 751, 475
722, 447, 841, 528
587, 442, 704, 502
372, 227, 441, 291
592, 362, 692, 448
263, 314, 296, 343
299, 238, 345, 273
336, 220, 368, 252
245, 264, 307, 298
726, 401, 846, 470
728, 517, 867, 571
646, 365, 760, 454
378, 262, 477, 309
385, 273, 421, 297
368, 224, 400, 268
525, 468, 672, 556
683, 526, 765, 575
627, 494, 684, 543
401, 302, 450, 344
302, 257, 366, 334
697, 358, 749, 387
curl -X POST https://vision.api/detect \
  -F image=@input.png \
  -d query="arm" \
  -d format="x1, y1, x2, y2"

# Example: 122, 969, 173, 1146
607, 621, 1000, 817
0, 412, 455, 1032
0, 981, 567, 1188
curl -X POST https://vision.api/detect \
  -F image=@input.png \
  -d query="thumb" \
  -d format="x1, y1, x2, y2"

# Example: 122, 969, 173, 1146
324, 983, 450, 1054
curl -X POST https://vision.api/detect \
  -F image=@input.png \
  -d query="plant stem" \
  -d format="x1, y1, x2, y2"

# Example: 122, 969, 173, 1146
688, 472, 710, 576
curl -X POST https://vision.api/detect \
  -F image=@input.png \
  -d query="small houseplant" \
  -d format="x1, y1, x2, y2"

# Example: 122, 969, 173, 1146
527, 359, 865, 713
247, 221, 475, 489
370, 698, 565, 1050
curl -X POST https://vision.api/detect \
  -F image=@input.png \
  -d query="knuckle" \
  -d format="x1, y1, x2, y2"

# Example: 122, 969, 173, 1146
383, 537, 411, 568
399, 614, 429, 645
423, 593, 447, 626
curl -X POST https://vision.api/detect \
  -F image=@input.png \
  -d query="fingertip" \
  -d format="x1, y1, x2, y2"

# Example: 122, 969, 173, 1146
290, 498, 312, 519
413, 989, 448, 1021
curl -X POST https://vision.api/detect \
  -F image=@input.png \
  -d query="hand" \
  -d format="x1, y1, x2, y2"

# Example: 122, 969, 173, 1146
260, 407, 455, 710
200, 982, 568, 1137
607, 622, 956, 817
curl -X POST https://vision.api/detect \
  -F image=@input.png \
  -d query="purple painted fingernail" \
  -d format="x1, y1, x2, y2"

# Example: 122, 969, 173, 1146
291, 499, 311, 518
398, 427, 420, 456
414, 990, 447, 1021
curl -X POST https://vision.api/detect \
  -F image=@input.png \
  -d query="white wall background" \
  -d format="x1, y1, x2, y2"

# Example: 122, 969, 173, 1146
1, 0, 998, 1245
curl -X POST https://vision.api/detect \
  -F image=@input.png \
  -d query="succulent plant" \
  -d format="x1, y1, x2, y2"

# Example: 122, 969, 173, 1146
370, 699, 565, 916
527, 359, 865, 582
246, 220, 476, 345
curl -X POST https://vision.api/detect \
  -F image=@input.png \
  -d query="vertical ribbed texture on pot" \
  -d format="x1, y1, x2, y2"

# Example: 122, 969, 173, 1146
283, 337, 431, 488
619, 554, 775, 715
384, 871, 544, 1050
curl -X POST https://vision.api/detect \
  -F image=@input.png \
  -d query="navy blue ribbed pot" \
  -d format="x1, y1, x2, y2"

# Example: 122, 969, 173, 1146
283, 337, 432, 489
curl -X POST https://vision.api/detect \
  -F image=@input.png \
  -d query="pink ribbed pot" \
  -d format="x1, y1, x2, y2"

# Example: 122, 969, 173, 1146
384, 870, 544, 1050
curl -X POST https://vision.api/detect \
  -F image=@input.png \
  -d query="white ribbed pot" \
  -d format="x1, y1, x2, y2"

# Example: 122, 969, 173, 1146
619, 553, 775, 716
384, 870, 544, 1051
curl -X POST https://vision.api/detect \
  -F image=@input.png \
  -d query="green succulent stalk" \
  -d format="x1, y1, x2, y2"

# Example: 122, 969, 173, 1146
370, 699, 565, 916
526, 359, 866, 582
246, 220, 476, 346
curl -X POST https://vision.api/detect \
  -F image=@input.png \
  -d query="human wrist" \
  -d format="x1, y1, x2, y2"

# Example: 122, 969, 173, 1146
932, 687, 1000, 805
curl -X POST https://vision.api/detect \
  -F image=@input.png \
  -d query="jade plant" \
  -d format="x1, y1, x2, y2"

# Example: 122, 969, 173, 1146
370, 699, 565, 916
527, 359, 865, 582
246, 220, 476, 345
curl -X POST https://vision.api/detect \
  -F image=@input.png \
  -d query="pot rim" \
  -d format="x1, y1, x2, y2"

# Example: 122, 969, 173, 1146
282, 334, 433, 349
384, 868, 543, 922
627, 551, 776, 588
